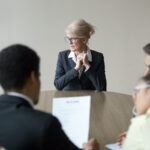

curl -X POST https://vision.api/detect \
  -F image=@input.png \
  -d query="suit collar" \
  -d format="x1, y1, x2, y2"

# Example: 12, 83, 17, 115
68, 51, 76, 63
68, 53, 76, 68
7, 92, 34, 108
0, 94, 33, 109
68, 47, 92, 63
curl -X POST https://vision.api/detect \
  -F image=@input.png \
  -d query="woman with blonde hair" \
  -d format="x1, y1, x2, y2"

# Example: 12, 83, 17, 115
54, 19, 106, 91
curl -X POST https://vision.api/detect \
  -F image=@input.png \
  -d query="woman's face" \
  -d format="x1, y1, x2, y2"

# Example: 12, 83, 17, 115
133, 82, 150, 115
66, 31, 87, 53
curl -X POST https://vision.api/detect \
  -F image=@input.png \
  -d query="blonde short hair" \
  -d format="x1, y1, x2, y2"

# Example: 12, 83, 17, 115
66, 19, 95, 39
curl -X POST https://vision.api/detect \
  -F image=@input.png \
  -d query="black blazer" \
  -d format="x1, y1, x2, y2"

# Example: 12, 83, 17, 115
54, 50, 106, 91
0, 95, 80, 150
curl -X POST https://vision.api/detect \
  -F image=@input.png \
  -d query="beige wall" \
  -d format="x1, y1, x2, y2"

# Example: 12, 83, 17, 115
0, 0, 150, 95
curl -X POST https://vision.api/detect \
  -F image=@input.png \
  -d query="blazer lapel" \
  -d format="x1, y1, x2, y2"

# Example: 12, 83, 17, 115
68, 57, 76, 68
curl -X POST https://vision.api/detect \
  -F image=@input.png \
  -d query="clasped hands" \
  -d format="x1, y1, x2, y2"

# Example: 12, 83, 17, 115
74, 52, 90, 71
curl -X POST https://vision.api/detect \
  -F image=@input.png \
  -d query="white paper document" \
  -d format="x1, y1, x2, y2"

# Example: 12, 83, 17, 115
105, 142, 121, 150
52, 96, 91, 148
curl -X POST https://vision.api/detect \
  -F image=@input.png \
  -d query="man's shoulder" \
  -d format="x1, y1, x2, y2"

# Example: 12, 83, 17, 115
19, 108, 61, 131
0, 94, 58, 125
29, 108, 52, 117
25, 108, 57, 123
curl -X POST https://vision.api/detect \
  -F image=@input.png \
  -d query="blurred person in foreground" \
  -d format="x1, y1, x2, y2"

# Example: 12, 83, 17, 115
117, 43, 150, 146
0, 44, 99, 150
54, 19, 106, 91
121, 75, 150, 149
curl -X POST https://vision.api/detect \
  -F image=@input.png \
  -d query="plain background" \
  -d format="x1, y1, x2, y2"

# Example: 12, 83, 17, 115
0, 0, 150, 95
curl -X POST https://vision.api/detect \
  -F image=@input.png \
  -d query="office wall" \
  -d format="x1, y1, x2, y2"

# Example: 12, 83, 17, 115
0, 0, 150, 95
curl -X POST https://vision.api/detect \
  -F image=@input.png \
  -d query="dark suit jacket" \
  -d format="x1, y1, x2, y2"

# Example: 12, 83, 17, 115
54, 49, 106, 91
0, 95, 80, 150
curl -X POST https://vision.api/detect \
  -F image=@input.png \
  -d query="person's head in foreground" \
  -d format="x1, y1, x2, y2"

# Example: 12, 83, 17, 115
122, 75, 150, 150
0, 44, 40, 104
65, 19, 95, 54
117, 44, 150, 146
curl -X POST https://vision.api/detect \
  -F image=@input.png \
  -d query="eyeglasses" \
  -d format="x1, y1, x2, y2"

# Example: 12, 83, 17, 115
64, 37, 80, 43
133, 84, 150, 95
132, 106, 138, 116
